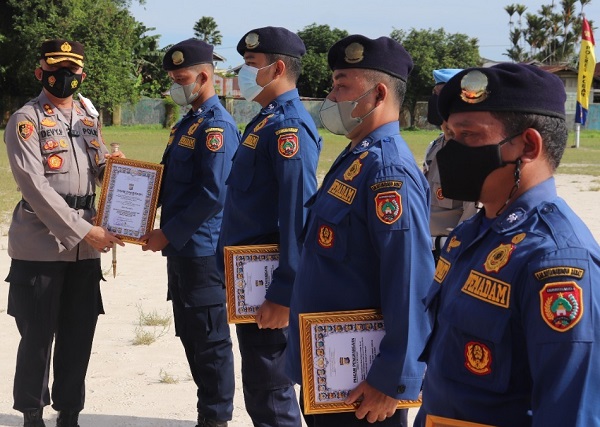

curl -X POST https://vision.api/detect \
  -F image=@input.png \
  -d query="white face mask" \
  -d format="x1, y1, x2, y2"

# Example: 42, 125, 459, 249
238, 63, 275, 101
169, 75, 200, 106
319, 87, 378, 136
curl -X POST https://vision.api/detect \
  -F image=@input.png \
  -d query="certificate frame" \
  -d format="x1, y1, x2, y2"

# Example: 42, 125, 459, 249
299, 309, 422, 415
425, 415, 496, 427
95, 157, 163, 244
223, 244, 279, 324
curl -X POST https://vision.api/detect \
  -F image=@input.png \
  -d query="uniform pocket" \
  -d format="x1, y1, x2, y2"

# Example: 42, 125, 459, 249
226, 148, 256, 192
170, 147, 194, 183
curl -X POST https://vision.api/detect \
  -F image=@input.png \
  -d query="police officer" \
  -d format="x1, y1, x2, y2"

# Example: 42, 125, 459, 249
286, 35, 434, 426
141, 38, 239, 427
423, 69, 478, 261
4, 39, 124, 427
415, 63, 600, 426
217, 26, 322, 427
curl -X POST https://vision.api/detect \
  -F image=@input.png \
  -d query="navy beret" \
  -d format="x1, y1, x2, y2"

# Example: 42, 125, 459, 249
438, 63, 566, 120
327, 35, 413, 81
39, 39, 85, 67
163, 38, 214, 71
237, 26, 306, 58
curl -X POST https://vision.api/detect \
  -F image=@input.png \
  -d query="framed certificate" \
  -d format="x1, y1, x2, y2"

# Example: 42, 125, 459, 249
223, 244, 279, 323
425, 415, 496, 427
299, 309, 421, 415
95, 157, 163, 244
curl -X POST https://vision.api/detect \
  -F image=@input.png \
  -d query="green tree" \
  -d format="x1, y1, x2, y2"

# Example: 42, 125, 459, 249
390, 28, 481, 125
504, 1, 594, 65
193, 16, 222, 46
0, 0, 148, 113
296, 23, 348, 98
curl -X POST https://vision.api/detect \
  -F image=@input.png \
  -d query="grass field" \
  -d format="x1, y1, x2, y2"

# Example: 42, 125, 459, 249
1, 125, 600, 221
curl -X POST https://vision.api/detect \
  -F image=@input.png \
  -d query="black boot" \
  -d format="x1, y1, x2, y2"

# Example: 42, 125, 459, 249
196, 414, 228, 427
56, 411, 79, 427
23, 409, 45, 427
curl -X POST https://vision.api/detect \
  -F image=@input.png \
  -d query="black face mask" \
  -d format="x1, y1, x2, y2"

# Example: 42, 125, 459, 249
42, 68, 82, 99
427, 93, 443, 127
436, 134, 521, 201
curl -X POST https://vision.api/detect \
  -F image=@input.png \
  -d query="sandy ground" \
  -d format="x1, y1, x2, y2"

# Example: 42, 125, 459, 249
0, 174, 599, 427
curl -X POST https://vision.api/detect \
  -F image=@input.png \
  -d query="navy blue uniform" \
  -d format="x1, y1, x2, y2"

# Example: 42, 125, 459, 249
218, 88, 322, 427
287, 122, 434, 425
415, 178, 600, 427
160, 95, 239, 422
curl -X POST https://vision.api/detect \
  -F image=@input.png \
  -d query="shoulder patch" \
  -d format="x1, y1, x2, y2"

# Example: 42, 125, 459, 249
243, 134, 259, 149
464, 341, 492, 375
17, 121, 35, 141
540, 281, 583, 332
41, 118, 56, 127
461, 270, 511, 308
275, 127, 298, 135
370, 180, 403, 192
434, 257, 451, 284
374, 191, 402, 224
206, 131, 223, 152
534, 266, 585, 281
278, 133, 299, 158
327, 179, 357, 205
205, 127, 224, 133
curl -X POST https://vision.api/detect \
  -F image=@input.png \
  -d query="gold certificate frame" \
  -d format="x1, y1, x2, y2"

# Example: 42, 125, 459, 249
224, 244, 279, 323
425, 415, 496, 427
95, 157, 163, 244
299, 309, 421, 415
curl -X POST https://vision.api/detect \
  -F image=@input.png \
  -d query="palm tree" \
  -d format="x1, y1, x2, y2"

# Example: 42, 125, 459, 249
193, 16, 222, 46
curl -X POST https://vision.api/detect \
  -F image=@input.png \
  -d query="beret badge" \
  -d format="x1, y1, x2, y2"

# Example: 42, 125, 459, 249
60, 42, 72, 53
460, 70, 489, 104
245, 32, 260, 49
172, 51, 184, 66
344, 42, 364, 64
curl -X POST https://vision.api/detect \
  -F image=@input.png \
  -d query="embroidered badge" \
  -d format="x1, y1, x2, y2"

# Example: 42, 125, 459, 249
95, 152, 99, 165
275, 127, 298, 135
90, 139, 100, 148
178, 135, 196, 149
434, 257, 451, 284
446, 236, 461, 253
17, 121, 35, 141
43, 140, 59, 151
80, 117, 93, 127
318, 225, 335, 249
484, 243, 514, 274
47, 154, 63, 169
206, 132, 223, 151
342, 159, 361, 181
254, 115, 271, 132
41, 118, 56, 127
59, 139, 68, 148
43, 104, 54, 115
511, 233, 526, 244
540, 281, 583, 332
327, 179, 357, 205
375, 191, 402, 224
278, 133, 299, 158
465, 341, 492, 375
75, 105, 83, 116
187, 118, 204, 136
359, 152, 368, 159
436, 187, 444, 201
462, 270, 511, 308
370, 180, 403, 192
242, 134, 259, 149
534, 266, 585, 281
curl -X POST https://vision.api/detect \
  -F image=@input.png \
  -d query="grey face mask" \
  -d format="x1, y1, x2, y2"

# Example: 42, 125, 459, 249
169, 75, 200, 106
318, 87, 377, 135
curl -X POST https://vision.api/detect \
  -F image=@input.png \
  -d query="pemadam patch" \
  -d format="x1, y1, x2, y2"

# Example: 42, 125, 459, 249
484, 243, 514, 274
47, 154, 63, 169
540, 281, 583, 332
464, 341, 492, 375
206, 132, 223, 151
318, 225, 335, 249
343, 159, 362, 181
374, 191, 402, 224
278, 133, 299, 158
18, 121, 35, 141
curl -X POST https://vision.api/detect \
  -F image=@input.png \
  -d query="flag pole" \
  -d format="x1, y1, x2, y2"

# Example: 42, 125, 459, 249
575, 122, 581, 148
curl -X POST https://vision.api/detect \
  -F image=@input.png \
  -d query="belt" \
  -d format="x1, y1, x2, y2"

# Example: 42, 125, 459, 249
432, 236, 448, 251
63, 194, 96, 210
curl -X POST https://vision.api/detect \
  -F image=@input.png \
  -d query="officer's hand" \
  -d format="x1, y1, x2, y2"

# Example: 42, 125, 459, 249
256, 300, 289, 329
84, 225, 125, 253
105, 151, 126, 159
140, 229, 169, 252
345, 381, 398, 423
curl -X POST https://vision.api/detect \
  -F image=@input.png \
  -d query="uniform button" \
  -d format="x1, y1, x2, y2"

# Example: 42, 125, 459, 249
542, 206, 554, 213
397, 385, 406, 394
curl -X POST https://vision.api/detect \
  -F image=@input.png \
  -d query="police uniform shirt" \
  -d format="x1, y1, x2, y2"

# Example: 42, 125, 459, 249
218, 88, 322, 307
4, 91, 109, 261
424, 133, 478, 238
286, 121, 434, 400
159, 94, 240, 257
417, 178, 600, 426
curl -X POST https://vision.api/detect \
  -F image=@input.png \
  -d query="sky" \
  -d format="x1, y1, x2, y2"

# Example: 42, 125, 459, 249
129, 0, 600, 70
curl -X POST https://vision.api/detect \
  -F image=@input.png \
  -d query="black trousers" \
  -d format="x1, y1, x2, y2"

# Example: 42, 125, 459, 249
6, 258, 104, 413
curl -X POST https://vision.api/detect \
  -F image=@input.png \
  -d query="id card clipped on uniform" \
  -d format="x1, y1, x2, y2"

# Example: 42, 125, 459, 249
223, 244, 279, 323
